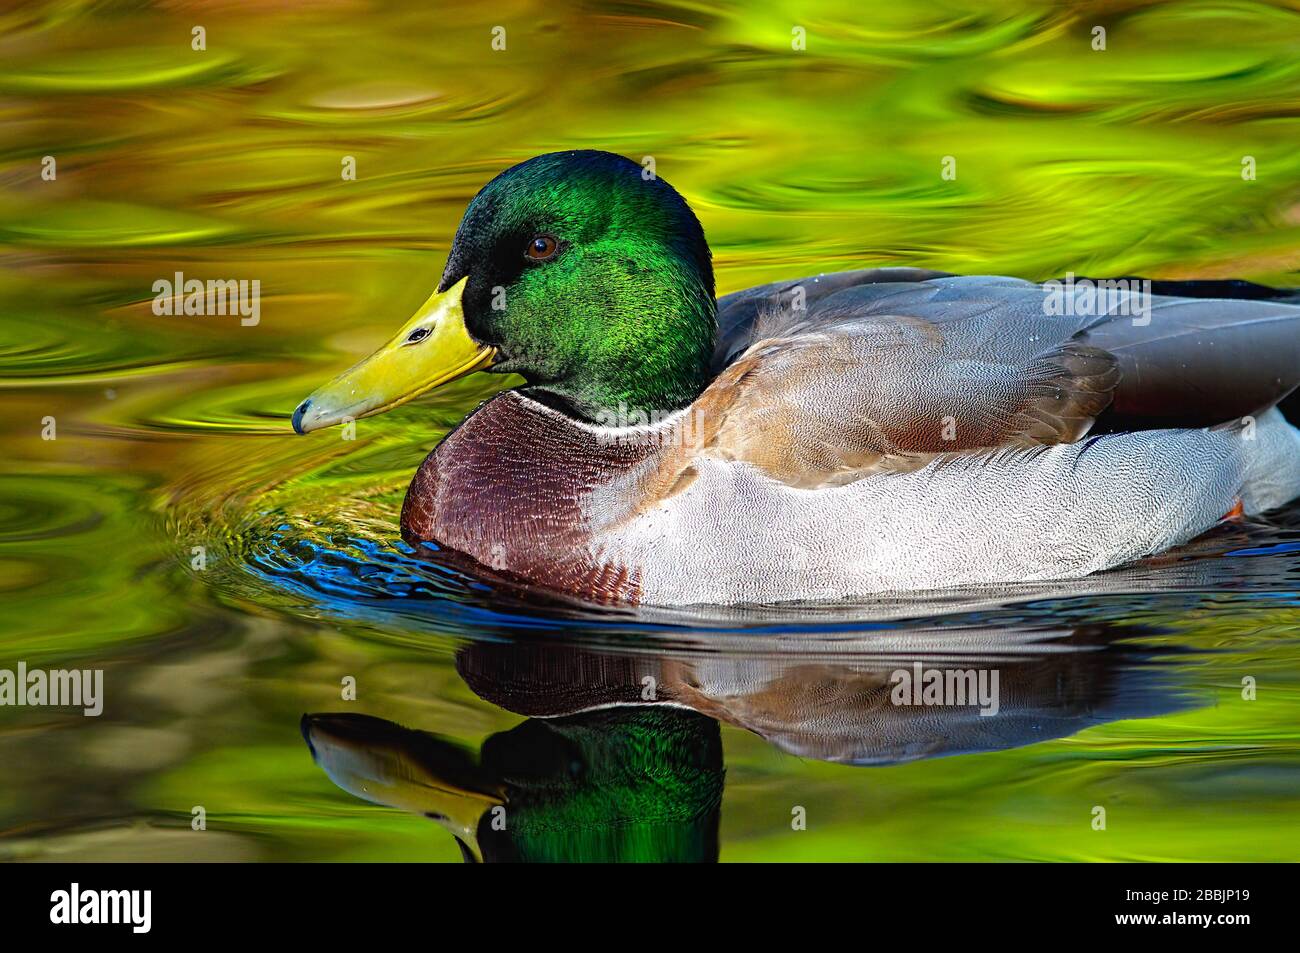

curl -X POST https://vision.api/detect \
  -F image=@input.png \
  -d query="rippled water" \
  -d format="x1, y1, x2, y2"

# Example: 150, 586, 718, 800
2, 0, 1300, 861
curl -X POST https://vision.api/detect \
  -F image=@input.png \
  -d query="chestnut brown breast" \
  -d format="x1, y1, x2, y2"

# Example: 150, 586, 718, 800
400, 391, 657, 603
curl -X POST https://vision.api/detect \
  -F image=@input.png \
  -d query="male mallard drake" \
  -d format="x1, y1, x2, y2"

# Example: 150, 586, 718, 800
292, 150, 1300, 605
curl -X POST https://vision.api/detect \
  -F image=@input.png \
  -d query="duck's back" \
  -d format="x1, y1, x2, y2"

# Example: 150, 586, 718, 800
714, 270, 1300, 434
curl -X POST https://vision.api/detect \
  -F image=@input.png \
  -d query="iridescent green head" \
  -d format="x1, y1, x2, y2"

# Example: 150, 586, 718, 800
445, 150, 716, 418
292, 150, 716, 433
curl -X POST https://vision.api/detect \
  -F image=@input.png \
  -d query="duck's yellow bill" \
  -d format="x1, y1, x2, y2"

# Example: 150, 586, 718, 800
292, 277, 495, 434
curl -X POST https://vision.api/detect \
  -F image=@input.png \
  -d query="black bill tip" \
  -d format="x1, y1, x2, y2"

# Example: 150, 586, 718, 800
291, 399, 311, 435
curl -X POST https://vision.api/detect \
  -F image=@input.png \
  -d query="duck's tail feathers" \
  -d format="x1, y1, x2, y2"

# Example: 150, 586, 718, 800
1071, 277, 1300, 305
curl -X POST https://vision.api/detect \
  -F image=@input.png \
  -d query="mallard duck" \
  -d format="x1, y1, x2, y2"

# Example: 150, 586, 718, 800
292, 150, 1300, 605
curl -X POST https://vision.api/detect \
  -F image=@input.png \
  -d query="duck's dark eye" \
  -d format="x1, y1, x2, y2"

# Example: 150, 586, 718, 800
525, 235, 558, 261
405, 326, 431, 344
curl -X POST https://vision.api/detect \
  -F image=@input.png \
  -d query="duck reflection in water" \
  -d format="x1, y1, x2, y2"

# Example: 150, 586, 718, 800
302, 708, 723, 863
302, 624, 1193, 861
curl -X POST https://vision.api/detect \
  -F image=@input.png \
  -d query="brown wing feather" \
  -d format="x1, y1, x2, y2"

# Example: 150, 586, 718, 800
717, 273, 1300, 437
691, 315, 1119, 487
658, 272, 1300, 492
